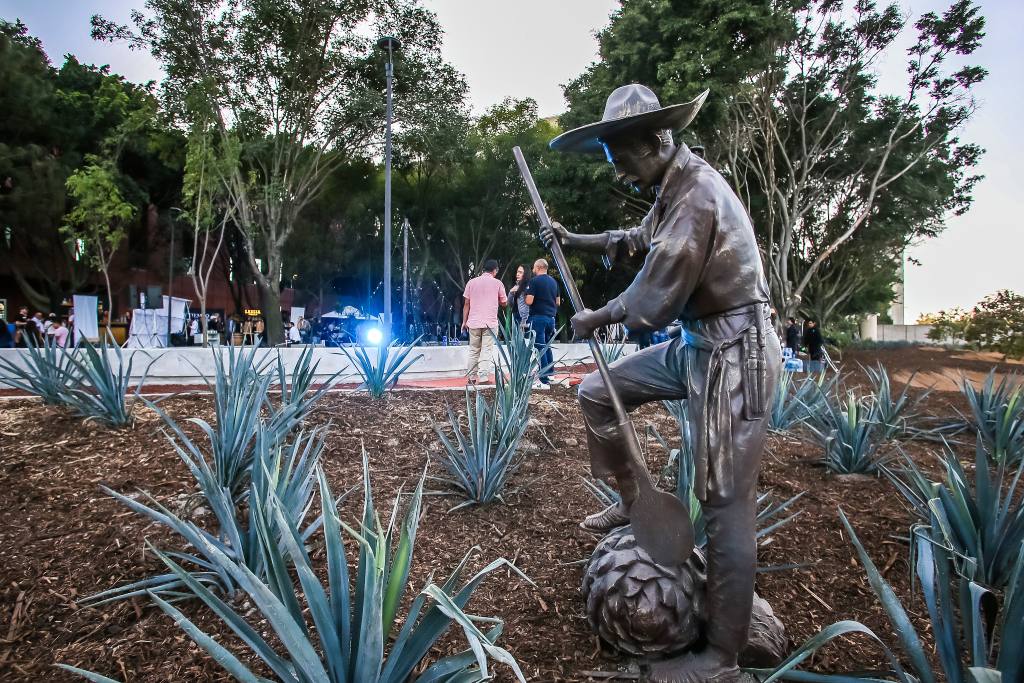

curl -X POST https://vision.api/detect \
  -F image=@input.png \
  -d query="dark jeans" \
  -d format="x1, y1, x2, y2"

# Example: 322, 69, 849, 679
529, 315, 555, 383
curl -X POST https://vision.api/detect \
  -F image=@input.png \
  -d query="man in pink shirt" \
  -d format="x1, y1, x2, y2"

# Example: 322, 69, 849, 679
462, 259, 507, 384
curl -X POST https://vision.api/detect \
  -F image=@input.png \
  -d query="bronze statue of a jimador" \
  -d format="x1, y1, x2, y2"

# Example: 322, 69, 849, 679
545, 84, 783, 683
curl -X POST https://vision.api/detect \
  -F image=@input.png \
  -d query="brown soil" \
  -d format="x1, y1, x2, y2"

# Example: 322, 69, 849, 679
0, 346, 1017, 682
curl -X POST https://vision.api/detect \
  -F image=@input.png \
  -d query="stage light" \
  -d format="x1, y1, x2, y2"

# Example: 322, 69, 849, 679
365, 327, 384, 345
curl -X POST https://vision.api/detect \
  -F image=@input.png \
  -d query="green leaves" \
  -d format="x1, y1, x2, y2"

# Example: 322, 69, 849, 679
338, 337, 424, 400
144, 448, 527, 683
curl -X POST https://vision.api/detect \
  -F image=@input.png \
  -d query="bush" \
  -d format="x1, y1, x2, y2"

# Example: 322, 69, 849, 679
755, 509, 1023, 682
61, 339, 150, 428
805, 391, 887, 474
338, 337, 424, 399
863, 363, 928, 440
884, 437, 1024, 590
960, 369, 1024, 464
965, 290, 1024, 359
0, 335, 81, 405
434, 388, 530, 508
144, 454, 529, 682
87, 424, 329, 603
769, 370, 836, 432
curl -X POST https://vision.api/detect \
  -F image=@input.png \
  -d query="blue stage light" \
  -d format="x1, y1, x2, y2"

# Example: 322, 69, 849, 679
365, 327, 384, 345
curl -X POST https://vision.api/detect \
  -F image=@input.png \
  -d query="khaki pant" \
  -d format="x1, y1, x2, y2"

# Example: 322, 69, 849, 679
466, 327, 496, 380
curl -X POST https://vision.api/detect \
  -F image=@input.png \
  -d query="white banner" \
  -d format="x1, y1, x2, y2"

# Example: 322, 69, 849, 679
72, 295, 99, 342
290, 306, 305, 324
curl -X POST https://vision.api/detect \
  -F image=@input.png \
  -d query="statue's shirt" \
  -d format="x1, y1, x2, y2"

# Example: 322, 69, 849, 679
603, 145, 771, 330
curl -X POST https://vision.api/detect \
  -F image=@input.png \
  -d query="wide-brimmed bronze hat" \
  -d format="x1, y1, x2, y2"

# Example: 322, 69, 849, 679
549, 84, 709, 154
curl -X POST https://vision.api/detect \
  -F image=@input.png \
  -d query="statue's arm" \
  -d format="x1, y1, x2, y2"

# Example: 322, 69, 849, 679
588, 197, 714, 331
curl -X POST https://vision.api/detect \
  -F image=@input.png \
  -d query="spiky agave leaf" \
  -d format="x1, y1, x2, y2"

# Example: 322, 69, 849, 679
0, 334, 82, 405
434, 388, 529, 508
883, 436, 1024, 590
338, 336, 424, 399
60, 337, 152, 428
139, 451, 528, 683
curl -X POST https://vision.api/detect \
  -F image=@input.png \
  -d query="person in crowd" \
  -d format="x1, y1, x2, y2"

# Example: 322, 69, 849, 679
297, 316, 311, 344
254, 317, 265, 346
461, 258, 508, 385
785, 317, 801, 357
14, 306, 31, 347
524, 258, 561, 389
0, 318, 14, 348
43, 312, 56, 335
286, 321, 301, 345
32, 312, 46, 336
803, 319, 824, 372
50, 318, 70, 348
508, 263, 532, 330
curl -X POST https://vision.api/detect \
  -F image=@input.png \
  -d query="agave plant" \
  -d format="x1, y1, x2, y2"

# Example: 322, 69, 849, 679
267, 344, 345, 442
86, 425, 328, 604
863, 363, 928, 441
434, 388, 530, 509
0, 335, 81, 405
804, 391, 886, 474
338, 336, 424, 399
883, 436, 1024, 590
961, 370, 1024, 464
61, 338, 150, 428
769, 370, 837, 433
492, 315, 538, 433
142, 453, 529, 683
754, 508, 1023, 683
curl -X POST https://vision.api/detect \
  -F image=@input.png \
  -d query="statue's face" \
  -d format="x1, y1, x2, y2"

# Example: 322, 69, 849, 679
602, 133, 671, 192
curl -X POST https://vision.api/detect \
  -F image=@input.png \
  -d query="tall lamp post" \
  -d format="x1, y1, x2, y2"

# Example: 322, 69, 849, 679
378, 36, 401, 342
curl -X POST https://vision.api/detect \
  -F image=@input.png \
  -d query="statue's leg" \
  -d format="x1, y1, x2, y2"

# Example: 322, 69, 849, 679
648, 329, 782, 683
578, 339, 687, 531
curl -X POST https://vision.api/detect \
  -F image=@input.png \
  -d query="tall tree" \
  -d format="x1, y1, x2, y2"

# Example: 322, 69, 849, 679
723, 0, 985, 322
93, 0, 468, 344
62, 160, 136, 335
0, 21, 183, 311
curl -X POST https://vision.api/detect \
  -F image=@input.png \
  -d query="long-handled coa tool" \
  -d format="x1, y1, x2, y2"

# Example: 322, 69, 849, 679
512, 146, 694, 566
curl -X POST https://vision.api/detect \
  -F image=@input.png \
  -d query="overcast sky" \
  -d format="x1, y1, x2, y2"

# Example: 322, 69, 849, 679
2, 0, 1020, 321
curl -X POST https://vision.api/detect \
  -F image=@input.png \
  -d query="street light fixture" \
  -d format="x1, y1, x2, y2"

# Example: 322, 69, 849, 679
378, 36, 401, 343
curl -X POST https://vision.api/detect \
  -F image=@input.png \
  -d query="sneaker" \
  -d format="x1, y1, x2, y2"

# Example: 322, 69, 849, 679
532, 381, 551, 390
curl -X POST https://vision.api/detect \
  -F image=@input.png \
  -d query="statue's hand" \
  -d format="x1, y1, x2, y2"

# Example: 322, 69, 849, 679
571, 308, 604, 340
540, 220, 570, 248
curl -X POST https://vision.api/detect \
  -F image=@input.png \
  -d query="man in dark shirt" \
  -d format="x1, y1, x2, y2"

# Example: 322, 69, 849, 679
524, 258, 560, 387
785, 317, 801, 357
803, 319, 824, 372
543, 83, 782, 683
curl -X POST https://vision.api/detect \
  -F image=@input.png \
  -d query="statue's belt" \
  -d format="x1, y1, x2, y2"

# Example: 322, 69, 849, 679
681, 303, 770, 502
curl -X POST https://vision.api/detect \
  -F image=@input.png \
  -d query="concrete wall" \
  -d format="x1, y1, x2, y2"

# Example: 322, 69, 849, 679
0, 342, 628, 387
877, 324, 940, 343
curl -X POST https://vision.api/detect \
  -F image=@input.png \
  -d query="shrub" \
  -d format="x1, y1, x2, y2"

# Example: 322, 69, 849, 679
769, 370, 836, 432
754, 509, 1023, 682
338, 336, 424, 399
144, 454, 529, 682
493, 315, 539, 434
884, 437, 1024, 590
0, 335, 81, 405
61, 339, 150, 428
863, 363, 928, 440
805, 391, 886, 474
961, 370, 1024, 464
434, 389, 530, 509
965, 290, 1024, 359
87, 425, 329, 603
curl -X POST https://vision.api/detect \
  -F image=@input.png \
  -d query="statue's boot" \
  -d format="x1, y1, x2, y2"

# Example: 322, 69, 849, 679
646, 650, 743, 683
581, 472, 637, 533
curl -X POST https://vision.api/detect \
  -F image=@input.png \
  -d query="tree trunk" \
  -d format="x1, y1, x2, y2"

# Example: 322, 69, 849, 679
259, 282, 283, 346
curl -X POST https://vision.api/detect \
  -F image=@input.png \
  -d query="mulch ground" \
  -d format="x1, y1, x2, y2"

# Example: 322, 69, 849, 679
0, 346, 1019, 682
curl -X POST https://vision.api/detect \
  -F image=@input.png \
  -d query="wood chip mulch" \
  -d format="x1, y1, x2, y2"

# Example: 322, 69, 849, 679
0, 346, 1014, 681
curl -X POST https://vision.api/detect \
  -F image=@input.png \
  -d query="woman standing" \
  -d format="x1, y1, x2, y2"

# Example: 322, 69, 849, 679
508, 264, 532, 329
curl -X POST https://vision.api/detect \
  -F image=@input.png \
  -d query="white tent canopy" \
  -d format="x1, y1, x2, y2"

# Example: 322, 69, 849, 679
125, 296, 191, 348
